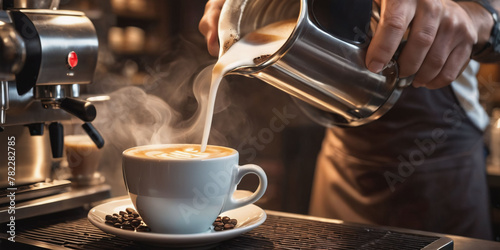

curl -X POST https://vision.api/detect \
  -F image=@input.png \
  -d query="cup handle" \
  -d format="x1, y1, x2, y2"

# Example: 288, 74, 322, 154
221, 164, 268, 212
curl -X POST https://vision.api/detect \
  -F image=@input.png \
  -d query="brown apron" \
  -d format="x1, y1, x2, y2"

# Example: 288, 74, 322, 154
309, 85, 493, 240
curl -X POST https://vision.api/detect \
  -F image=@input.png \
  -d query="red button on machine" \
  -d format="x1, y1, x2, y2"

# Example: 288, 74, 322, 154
67, 51, 78, 69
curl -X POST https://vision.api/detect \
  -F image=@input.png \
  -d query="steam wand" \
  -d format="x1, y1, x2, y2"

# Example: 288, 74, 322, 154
58, 97, 104, 147
48, 97, 105, 158
82, 122, 104, 149
59, 97, 104, 148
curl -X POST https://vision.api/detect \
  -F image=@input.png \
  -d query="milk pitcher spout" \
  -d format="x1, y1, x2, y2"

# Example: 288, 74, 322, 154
219, 0, 413, 127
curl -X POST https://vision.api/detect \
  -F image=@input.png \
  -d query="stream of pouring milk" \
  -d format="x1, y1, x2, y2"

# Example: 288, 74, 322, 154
200, 19, 296, 152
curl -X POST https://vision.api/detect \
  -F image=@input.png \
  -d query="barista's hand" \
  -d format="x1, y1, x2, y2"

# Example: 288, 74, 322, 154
367, 0, 494, 89
199, 0, 226, 57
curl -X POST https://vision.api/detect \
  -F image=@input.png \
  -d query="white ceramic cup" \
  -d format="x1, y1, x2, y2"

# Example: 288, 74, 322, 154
122, 144, 268, 234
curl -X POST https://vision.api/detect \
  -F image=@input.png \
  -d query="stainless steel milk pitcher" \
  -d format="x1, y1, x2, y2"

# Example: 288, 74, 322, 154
218, 0, 413, 127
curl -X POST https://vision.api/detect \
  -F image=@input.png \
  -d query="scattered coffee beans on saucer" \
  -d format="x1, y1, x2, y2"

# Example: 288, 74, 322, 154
104, 207, 150, 232
104, 209, 237, 233
213, 216, 238, 231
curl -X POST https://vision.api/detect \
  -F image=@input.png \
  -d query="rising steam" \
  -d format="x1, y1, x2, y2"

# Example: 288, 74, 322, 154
89, 38, 248, 195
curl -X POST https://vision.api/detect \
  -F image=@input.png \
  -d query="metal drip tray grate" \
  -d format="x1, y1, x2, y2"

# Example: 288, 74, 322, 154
230, 216, 449, 249
3, 207, 452, 249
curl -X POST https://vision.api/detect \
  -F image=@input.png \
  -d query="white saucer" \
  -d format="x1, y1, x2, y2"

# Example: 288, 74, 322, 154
87, 191, 267, 249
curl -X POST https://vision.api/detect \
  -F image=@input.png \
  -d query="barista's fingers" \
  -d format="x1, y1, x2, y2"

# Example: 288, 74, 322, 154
413, 1, 477, 88
397, 0, 442, 78
424, 44, 472, 89
366, 0, 417, 73
412, 25, 452, 88
199, 0, 225, 56
206, 29, 220, 57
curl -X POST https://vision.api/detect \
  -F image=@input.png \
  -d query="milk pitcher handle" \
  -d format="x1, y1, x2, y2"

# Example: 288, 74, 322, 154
221, 164, 268, 212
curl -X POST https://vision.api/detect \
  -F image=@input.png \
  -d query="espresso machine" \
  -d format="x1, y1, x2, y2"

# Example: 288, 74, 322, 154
0, 0, 110, 222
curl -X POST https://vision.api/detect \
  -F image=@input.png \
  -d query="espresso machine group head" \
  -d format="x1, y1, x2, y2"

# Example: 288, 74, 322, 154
0, 0, 104, 188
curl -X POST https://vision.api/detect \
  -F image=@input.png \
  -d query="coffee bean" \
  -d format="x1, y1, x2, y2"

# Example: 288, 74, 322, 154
131, 219, 141, 228
113, 223, 121, 228
105, 220, 114, 226
222, 216, 230, 223
122, 221, 133, 230
213, 222, 224, 227
105, 215, 113, 221
230, 219, 237, 225
119, 211, 127, 216
126, 207, 135, 214
214, 226, 224, 231
224, 223, 234, 230
132, 212, 140, 218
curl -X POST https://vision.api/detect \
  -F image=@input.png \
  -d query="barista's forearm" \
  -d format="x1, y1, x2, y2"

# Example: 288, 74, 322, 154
456, 0, 500, 62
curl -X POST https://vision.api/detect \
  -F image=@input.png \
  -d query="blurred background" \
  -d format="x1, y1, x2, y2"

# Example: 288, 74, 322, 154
58, 0, 500, 238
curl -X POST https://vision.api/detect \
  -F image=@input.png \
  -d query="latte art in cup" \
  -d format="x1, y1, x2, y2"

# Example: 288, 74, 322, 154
124, 144, 235, 160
